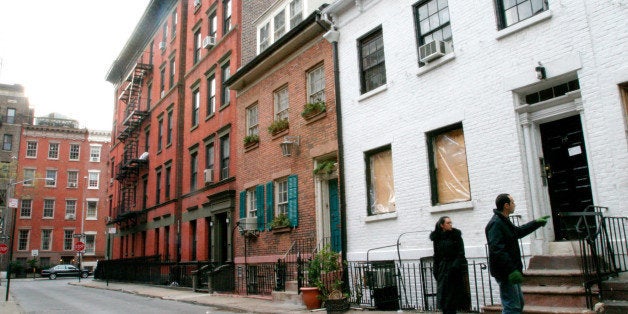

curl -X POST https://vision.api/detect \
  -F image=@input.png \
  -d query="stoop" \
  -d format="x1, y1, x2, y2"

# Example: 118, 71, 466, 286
272, 280, 304, 305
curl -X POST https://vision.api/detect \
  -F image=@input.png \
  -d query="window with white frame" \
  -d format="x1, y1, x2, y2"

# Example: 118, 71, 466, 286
366, 146, 396, 215
48, 143, 59, 159
274, 9, 286, 39
65, 200, 77, 217
427, 124, 471, 205
192, 88, 200, 127
414, 0, 453, 63
359, 28, 387, 93
26, 141, 37, 157
209, 10, 218, 38
193, 29, 202, 64
41, 229, 52, 250
90, 145, 101, 162
67, 170, 78, 187
43, 199, 55, 218
221, 61, 231, 106
289, 0, 303, 28
247, 189, 257, 218
257, 0, 303, 53
18, 230, 29, 250
246, 104, 259, 136
85, 234, 95, 254
3, 134, 12, 151
64, 230, 74, 250
223, 0, 232, 34
307, 65, 325, 103
274, 86, 289, 121
69, 144, 80, 160
207, 73, 216, 116
23, 169, 35, 186
45, 169, 57, 187
88, 171, 100, 188
276, 178, 288, 216
6, 108, 16, 124
87, 200, 98, 219
259, 22, 271, 52
167, 109, 174, 145
220, 134, 230, 180
20, 199, 32, 217
496, 0, 548, 29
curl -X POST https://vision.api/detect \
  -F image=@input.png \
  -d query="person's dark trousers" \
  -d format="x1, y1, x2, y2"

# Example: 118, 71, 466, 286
496, 278, 524, 313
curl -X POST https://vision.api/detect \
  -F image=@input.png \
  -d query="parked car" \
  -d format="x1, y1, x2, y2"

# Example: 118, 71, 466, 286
41, 264, 90, 279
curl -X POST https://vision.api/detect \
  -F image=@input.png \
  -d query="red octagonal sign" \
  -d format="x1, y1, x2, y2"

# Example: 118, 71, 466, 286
74, 241, 85, 252
0, 243, 8, 254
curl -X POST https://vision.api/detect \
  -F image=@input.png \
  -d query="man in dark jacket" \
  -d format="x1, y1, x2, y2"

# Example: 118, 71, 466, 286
485, 194, 549, 313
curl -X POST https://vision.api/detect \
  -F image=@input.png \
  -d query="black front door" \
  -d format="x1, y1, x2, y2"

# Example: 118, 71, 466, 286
540, 115, 593, 240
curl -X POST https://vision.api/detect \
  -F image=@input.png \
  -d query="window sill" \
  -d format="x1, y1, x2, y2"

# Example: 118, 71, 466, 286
364, 211, 397, 223
303, 111, 327, 124
358, 84, 388, 102
244, 142, 259, 152
272, 226, 291, 234
430, 200, 475, 213
417, 53, 456, 77
496, 10, 552, 40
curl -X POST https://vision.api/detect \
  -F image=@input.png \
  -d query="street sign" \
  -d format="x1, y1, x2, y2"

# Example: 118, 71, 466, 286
74, 241, 85, 252
31, 249, 38, 257
8, 198, 18, 209
0, 243, 8, 254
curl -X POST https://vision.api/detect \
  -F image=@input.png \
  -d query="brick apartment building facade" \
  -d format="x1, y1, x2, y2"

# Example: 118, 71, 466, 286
13, 117, 110, 271
106, 0, 241, 264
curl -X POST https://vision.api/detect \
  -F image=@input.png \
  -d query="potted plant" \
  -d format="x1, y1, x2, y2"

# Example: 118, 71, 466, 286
314, 160, 337, 178
301, 101, 326, 119
324, 282, 351, 313
267, 119, 289, 135
243, 134, 259, 147
270, 212, 290, 230
301, 244, 343, 310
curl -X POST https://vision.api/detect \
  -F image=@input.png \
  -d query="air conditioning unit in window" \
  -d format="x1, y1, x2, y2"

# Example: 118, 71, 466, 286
66, 214, 75, 220
90, 157, 99, 162
239, 217, 257, 232
204, 168, 214, 183
69, 182, 77, 188
159, 41, 167, 51
419, 40, 446, 63
202, 36, 216, 49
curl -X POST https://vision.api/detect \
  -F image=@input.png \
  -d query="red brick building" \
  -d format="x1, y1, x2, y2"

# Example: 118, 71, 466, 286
227, 1, 339, 294
13, 117, 110, 272
106, 0, 241, 264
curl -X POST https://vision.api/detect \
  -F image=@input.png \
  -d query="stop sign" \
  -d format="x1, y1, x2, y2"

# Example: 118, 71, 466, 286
0, 243, 8, 254
74, 241, 85, 252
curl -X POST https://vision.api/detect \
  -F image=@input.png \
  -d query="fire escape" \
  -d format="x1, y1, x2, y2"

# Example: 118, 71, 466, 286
115, 60, 152, 228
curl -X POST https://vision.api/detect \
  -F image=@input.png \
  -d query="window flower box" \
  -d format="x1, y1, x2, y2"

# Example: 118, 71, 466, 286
243, 134, 259, 147
301, 101, 326, 120
267, 119, 289, 135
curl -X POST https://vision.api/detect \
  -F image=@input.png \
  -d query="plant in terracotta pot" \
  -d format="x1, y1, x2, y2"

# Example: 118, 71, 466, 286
301, 244, 341, 310
301, 101, 326, 119
267, 119, 289, 135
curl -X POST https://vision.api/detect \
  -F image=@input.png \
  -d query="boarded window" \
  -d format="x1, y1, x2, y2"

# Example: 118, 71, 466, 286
429, 125, 471, 204
367, 147, 396, 215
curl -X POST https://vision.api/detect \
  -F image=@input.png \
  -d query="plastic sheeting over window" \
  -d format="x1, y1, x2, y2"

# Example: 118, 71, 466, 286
434, 128, 470, 204
369, 149, 396, 215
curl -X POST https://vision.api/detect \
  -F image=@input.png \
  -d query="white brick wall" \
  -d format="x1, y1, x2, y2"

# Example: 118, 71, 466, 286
327, 0, 628, 261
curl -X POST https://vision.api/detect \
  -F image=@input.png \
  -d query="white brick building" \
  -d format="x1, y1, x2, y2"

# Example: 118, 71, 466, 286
323, 0, 628, 262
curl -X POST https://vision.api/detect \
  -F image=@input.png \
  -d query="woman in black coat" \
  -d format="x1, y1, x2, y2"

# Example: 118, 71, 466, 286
429, 216, 471, 314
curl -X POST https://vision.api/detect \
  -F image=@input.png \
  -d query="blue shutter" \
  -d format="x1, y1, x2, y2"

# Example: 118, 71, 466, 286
255, 185, 265, 231
266, 181, 274, 230
287, 175, 298, 227
239, 190, 246, 219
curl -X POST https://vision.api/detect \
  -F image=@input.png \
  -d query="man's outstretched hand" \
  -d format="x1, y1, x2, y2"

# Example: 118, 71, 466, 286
536, 215, 551, 226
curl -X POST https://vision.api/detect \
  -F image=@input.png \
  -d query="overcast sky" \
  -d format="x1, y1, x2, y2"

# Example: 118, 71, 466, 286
0, 1, 150, 131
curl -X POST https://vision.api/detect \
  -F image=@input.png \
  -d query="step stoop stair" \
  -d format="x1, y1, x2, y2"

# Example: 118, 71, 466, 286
271, 280, 303, 305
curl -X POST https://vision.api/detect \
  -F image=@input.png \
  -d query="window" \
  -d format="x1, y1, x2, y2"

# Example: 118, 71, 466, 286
496, 0, 548, 29
147, 82, 153, 110
207, 74, 216, 116
274, 86, 289, 121
43, 199, 55, 218
194, 29, 202, 64
85, 234, 95, 254
87, 200, 98, 219
307, 65, 325, 103
427, 124, 471, 205
6, 108, 16, 124
221, 61, 231, 106
18, 230, 29, 250
41, 230, 52, 251
65, 200, 77, 217
205, 142, 214, 179
90, 145, 101, 162
26, 141, 37, 157
20, 199, 32, 217
223, 0, 232, 34
220, 134, 230, 180
169, 58, 176, 89
46, 169, 57, 186
68, 171, 78, 187
145, 128, 151, 151
162, 22, 168, 44
192, 89, 200, 127
142, 176, 149, 209
259, 22, 270, 52
165, 165, 171, 200
167, 109, 173, 143
366, 146, 396, 215
156, 169, 162, 204
2, 134, 12, 151
171, 10, 177, 38
69, 144, 80, 160
88, 171, 100, 189
158, 117, 164, 151
246, 104, 259, 137
48, 143, 59, 159
289, 0, 303, 28
190, 151, 198, 190
621, 83, 628, 139
247, 189, 258, 218
24, 169, 35, 186
160, 66, 166, 97
276, 178, 288, 216
359, 28, 387, 93
274, 9, 286, 39
209, 11, 218, 37
414, 0, 452, 59
64, 230, 74, 251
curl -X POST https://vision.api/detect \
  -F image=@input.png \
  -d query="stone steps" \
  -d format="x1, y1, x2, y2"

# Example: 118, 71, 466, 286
522, 285, 589, 308
483, 305, 595, 314
524, 269, 583, 286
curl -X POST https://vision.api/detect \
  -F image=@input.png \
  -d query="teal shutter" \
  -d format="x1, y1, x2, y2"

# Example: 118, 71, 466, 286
255, 185, 265, 231
239, 190, 246, 219
287, 175, 298, 227
266, 181, 274, 230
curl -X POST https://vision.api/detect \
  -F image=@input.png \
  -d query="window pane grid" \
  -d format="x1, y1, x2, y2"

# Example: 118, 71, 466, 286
308, 66, 325, 103
274, 10, 285, 39
64, 230, 73, 250
26, 141, 37, 157
69, 144, 80, 160
20, 199, 32, 217
44, 199, 55, 218
274, 88, 289, 120
48, 143, 59, 159
41, 230, 52, 250
360, 30, 386, 92
18, 230, 29, 250
246, 105, 259, 136
277, 180, 288, 215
